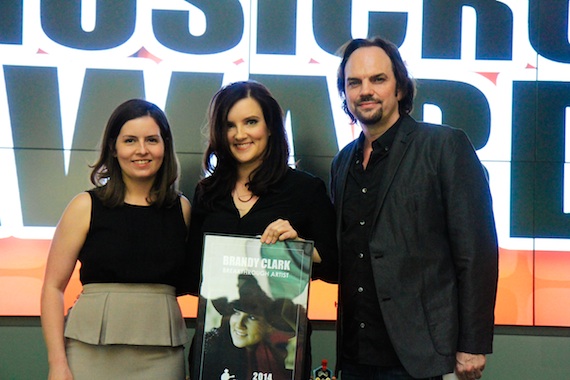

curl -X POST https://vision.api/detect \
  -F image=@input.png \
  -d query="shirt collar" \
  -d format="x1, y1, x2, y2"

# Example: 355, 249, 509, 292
356, 116, 403, 153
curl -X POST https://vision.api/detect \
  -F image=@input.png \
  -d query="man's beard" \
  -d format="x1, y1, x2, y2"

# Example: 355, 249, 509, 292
353, 99, 383, 125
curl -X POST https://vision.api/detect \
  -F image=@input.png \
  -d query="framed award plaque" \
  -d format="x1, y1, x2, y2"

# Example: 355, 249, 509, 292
192, 234, 313, 380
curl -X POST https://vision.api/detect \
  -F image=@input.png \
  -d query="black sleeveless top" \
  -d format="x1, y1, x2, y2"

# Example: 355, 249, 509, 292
78, 190, 188, 288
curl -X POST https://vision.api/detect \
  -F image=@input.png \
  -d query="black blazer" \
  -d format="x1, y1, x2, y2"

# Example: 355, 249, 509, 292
330, 114, 499, 378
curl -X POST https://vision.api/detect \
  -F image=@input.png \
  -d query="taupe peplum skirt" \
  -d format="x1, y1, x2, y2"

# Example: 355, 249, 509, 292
64, 283, 189, 379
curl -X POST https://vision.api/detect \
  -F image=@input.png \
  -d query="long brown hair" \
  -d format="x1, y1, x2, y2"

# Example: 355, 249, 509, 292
196, 81, 290, 208
90, 99, 180, 208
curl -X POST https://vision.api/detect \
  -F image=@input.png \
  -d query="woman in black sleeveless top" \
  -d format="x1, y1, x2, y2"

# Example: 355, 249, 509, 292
41, 99, 191, 380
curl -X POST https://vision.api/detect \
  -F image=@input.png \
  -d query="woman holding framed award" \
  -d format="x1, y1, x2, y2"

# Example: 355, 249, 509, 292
187, 81, 337, 379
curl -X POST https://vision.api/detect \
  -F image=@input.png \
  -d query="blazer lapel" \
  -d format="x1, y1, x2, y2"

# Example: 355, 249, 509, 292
371, 115, 418, 223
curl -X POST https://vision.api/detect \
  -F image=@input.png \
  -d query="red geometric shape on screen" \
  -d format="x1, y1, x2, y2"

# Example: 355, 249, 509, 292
476, 72, 500, 85
309, 58, 319, 64
131, 47, 162, 64
233, 58, 245, 65
526, 63, 537, 69
36, 49, 48, 54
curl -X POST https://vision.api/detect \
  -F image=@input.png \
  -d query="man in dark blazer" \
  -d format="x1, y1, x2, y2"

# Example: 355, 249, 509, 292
330, 37, 498, 380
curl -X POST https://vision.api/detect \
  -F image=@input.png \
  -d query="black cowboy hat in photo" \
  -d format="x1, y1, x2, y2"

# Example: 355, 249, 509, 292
211, 274, 300, 333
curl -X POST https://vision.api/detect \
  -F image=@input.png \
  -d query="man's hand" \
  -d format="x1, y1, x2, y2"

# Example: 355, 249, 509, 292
455, 352, 486, 380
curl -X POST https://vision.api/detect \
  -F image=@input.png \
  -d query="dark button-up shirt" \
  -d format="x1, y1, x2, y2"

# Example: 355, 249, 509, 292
340, 118, 402, 366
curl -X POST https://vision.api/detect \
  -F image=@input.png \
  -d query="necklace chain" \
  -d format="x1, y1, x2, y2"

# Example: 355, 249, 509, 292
233, 189, 255, 203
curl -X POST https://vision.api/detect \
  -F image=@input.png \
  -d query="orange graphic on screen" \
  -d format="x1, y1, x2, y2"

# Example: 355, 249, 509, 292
2, 238, 569, 327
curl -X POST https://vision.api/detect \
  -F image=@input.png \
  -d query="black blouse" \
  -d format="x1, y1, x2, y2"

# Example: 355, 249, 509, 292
79, 190, 188, 288
185, 168, 337, 295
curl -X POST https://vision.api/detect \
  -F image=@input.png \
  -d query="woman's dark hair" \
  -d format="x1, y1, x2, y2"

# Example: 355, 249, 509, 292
90, 98, 180, 207
337, 37, 416, 123
197, 81, 290, 208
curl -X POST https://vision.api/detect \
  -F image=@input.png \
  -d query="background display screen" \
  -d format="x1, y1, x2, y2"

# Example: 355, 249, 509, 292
1, 0, 569, 326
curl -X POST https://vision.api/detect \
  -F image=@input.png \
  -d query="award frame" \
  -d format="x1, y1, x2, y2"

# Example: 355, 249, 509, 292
192, 234, 314, 380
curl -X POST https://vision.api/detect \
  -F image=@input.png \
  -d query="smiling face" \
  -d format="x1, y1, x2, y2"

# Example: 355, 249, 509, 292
226, 97, 270, 171
229, 309, 271, 349
344, 46, 402, 131
114, 115, 165, 186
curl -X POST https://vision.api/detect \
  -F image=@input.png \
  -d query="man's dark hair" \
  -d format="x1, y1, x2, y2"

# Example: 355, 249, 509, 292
337, 37, 416, 123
